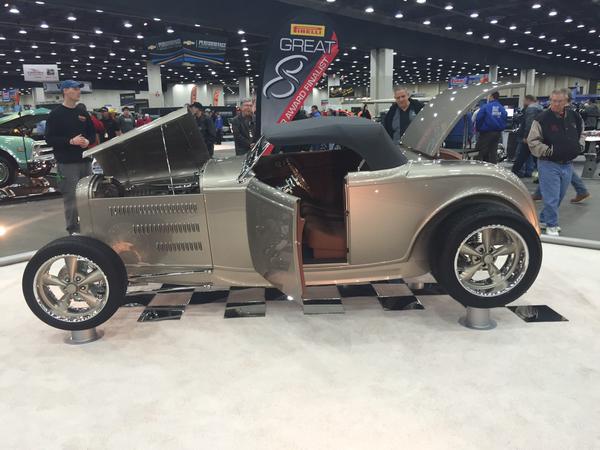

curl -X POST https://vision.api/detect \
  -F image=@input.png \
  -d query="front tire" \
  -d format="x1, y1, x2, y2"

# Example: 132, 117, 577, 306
22, 236, 127, 331
0, 154, 17, 188
432, 206, 542, 308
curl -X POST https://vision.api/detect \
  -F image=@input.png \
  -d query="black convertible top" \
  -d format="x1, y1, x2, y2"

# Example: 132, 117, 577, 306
263, 117, 407, 170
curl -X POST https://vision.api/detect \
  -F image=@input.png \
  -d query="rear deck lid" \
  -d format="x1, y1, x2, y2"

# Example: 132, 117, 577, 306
401, 82, 524, 157
83, 108, 209, 183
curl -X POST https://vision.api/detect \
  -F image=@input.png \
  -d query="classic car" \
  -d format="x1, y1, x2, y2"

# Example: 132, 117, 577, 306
22, 82, 542, 331
0, 134, 53, 187
0, 108, 54, 187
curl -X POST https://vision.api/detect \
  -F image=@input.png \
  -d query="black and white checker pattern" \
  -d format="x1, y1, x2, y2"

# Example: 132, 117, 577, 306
125, 279, 568, 323
126, 278, 442, 322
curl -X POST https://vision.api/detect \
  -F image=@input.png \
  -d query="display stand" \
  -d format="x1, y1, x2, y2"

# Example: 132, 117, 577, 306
64, 328, 104, 345
407, 282, 425, 291
459, 307, 497, 330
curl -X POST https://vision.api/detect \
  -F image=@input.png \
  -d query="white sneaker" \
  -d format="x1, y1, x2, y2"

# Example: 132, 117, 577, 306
540, 223, 561, 232
545, 226, 560, 236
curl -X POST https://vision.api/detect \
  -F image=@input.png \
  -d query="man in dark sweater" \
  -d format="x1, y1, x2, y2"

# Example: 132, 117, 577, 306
383, 87, 424, 144
230, 98, 256, 155
190, 102, 216, 157
45, 80, 96, 234
528, 89, 584, 236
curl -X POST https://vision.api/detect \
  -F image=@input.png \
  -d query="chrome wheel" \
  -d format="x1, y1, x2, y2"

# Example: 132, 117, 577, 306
33, 254, 110, 323
0, 160, 10, 185
453, 225, 529, 297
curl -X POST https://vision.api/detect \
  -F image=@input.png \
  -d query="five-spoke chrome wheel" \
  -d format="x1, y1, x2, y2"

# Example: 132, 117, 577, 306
454, 225, 529, 297
33, 254, 110, 323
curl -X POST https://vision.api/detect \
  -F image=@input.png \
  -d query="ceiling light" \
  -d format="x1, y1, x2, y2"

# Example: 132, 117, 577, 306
18, 29, 27, 34
67, 13, 76, 21
113, 39, 120, 43
490, 19, 498, 24
577, 24, 585, 28
8, 6, 19, 14
524, 30, 532, 35
94, 28, 103, 34
136, 33, 144, 39
423, 19, 431, 25
470, 12, 479, 18
124, 21, 133, 28
531, 3, 541, 9
483, 34, 490, 39
444, 4, 453, 10
416, 0, 426, 4
499, 38, 506, 43
365, 6, 374, 13
509, 25, 517, 30
237, 29, 245, 35
72, 34, 80, 39
395, 12, 404, 19
31, 44, 38, 49
96, 9, 103, 13
89, 43, 96, 48
548, 10, 557, 16
40, 22, 49, 29
466, 30, 473, 35
564, 17, 573, 23
153, 17, 161, 21
167, 27, 174, 33
445, 25, 453, 30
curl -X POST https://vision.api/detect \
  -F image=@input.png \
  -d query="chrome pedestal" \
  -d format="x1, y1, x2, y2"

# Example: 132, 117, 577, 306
459, 307, 497, 330
64, 328, 104, 345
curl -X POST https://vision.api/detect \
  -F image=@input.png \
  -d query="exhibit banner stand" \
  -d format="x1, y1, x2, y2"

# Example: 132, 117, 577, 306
459, 307, 497, 330
64, 328, 104, 345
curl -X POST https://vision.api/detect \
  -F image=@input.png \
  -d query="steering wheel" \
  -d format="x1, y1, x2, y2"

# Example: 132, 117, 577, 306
285, 159, 314, 197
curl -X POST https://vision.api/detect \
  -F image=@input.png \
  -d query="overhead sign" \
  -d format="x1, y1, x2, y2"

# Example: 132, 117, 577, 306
43, 81, 93, 94
449, 74, 489, 88
329, 86, 354, 98
120, 93, 136, 107
23, 64, 59, 82
259, 12, 339, 136
146, 34, 227, 66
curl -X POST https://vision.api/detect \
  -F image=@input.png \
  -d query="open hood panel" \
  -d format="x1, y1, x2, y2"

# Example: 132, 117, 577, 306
401, 82, 525, 157
83, 108, 209, 184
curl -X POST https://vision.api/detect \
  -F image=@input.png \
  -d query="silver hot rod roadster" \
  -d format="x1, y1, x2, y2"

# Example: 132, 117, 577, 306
23, 82, 542, 330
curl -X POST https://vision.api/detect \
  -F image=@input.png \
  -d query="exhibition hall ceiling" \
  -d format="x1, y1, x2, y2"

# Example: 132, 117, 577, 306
0, 0, 598, 92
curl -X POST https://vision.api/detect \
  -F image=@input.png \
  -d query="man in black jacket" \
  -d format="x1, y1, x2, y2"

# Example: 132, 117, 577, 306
528, 89, 584, 236
190, 102, 216, 157
231, 98, 256, 155
383, 87, 424, 144
45, 80, 96, 234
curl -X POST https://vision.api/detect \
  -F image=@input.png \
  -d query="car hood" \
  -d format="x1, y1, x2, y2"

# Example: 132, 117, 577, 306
83, 108, 209, 184
401, 82, 524, 157
0, 108, 51, 126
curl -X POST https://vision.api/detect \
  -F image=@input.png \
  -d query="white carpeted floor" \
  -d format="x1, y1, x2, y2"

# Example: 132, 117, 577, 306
1, 244, 599, 449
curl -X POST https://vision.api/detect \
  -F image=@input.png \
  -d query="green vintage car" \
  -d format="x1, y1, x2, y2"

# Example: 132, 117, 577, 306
0, 108, 54, 187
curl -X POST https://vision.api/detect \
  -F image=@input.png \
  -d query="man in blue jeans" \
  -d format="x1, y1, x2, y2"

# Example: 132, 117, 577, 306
528, 89, 585, 236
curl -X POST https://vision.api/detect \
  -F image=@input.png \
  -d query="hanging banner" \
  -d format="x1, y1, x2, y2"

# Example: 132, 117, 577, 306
146, 34, 227, 66
259, 13, 339, 139
449, 74, 489, 88
23, 64, 59, 82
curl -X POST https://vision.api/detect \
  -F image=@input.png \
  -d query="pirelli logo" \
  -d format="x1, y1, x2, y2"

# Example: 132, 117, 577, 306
290, 23, 325, 37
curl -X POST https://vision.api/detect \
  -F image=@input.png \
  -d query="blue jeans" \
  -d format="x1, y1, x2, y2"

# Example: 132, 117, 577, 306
538, 160, 573, 227
512, 142, 536, 177
571, 172, 588, 196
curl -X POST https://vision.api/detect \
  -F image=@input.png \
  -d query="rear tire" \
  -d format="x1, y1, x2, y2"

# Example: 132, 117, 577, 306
0, 154, 17, 188
22, 236, 127, 331
432, 206, 542, 308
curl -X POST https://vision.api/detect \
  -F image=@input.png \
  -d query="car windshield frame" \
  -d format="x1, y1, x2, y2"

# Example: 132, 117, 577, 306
238, 135, 272, 182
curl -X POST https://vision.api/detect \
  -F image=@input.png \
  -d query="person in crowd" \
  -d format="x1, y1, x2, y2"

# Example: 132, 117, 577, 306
118, 107, 135, 134
99, 107, 120, 142
189, 102, 216, 157
361, 104, 372, 120
383, 86, 424, 144
310, 105, 321, 118
326, 108, 337, 117
532, 90, 591, 204
44, 80, 96, 235
512, 95, 543, 177
583, 98, 600, 130
474, 91, 507, 163
231, 98, 256, 155
528, 89, 585, 236
214, 112, 224, 144
135, 113, 152, 127
89, 109, 104, 144
75, 104, 100, 147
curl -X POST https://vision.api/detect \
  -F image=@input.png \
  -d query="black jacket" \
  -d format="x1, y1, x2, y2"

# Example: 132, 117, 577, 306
231, 114, 256, 155
195, 114, 216, 156
45, 105, 96, 163
383, 99, 424, 140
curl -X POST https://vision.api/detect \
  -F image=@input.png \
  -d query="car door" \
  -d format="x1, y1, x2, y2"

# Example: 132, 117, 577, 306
246, 177, 305, 302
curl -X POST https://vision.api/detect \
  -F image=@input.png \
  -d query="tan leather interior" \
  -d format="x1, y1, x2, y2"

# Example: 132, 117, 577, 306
303, 215, 347, 259
438, 148, 464, 160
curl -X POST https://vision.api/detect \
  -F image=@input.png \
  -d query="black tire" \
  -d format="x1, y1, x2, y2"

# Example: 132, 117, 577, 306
0, 154, 17, 188
432, 205, 542, 308
22, 236, 127, 331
